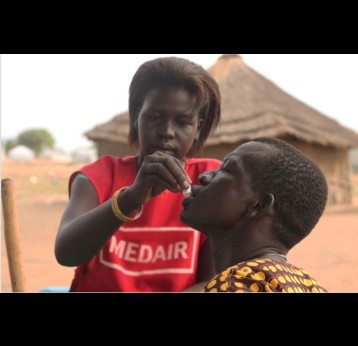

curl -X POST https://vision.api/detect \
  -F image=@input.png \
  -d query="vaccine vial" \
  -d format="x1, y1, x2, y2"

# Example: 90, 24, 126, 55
183, 185, 192, 198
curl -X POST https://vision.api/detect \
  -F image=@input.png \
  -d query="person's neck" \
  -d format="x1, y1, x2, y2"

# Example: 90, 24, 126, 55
211, 234, 287, 274
212, 239, 233, 274
250, 251, 287, 263
211, 234, 244, 273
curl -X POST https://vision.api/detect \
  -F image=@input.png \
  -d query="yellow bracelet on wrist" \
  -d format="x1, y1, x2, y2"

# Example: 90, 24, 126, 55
111, 187, 143, 222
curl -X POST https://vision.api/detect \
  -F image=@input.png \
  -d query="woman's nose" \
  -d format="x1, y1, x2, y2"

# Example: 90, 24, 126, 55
158, 119, 175, 138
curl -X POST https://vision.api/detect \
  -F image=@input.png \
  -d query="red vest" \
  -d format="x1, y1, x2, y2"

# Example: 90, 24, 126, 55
69, 156, 221, 292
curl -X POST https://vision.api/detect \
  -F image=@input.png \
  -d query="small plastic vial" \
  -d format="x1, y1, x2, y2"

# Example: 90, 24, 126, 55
182, 185, 192, 198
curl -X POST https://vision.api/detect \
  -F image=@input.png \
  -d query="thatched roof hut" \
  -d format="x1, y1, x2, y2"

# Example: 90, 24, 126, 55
206, 54, 358, 148
85, 112, 134, 157
85, 54, 358, 205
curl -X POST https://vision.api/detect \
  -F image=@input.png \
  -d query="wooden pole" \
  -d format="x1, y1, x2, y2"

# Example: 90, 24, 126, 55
1, 178, 26, 292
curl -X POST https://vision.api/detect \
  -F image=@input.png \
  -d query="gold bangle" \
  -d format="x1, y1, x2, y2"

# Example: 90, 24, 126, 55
111, 187, 143, 222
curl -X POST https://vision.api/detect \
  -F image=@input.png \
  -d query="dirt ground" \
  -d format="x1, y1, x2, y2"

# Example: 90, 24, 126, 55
2, 159, 358, 292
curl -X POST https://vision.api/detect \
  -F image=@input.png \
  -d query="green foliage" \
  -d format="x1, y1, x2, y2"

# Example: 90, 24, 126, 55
4, 138, 19, 153
18, 128, 55, 155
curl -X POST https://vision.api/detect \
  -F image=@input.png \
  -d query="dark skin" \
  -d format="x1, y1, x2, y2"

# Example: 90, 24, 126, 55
55, 86, 214, 283
180, 142, 288, 291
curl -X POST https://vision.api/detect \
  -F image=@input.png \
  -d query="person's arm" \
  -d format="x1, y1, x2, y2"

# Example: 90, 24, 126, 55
55, 177, 142, 267
55, 152, 192, 267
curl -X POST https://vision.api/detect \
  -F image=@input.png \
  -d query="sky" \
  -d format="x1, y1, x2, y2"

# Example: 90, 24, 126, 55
1, 54, 358, 152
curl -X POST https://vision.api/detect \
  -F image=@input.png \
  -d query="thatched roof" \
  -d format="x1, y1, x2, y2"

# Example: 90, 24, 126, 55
85, 111, 130, 145
207, 55, 358, 148
85, 54, 358, 149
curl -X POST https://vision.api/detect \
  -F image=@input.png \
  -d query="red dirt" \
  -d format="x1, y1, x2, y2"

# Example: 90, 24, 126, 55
2, 159, 358, 292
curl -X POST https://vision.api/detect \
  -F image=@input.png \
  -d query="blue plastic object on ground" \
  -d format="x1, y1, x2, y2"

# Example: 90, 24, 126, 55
39, 287, 70, 293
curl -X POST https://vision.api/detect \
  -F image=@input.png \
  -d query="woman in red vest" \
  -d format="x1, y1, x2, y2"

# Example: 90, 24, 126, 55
55, 56, 221, 292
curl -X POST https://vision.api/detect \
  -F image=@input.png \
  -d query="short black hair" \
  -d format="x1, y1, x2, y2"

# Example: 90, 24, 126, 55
251, 137, 328, 249
128, 56, 221, 157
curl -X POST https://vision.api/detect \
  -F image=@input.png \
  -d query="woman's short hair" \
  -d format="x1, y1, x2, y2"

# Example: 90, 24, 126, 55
128, 56, 221, 157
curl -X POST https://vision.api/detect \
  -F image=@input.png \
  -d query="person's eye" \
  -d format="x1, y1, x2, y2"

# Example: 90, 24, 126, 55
221, 160, 234, 173
176, 118, 191, 127
147, 114, 160, 121
221, 165, 230, 173
221, 160, 228, 170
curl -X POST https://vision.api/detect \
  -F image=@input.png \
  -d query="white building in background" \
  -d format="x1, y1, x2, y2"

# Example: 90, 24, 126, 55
50, 151, 73, 163
72, 147, 98, 163
41, 147, 97, 163
8, 145, 35, 162
40, 148, 73, 163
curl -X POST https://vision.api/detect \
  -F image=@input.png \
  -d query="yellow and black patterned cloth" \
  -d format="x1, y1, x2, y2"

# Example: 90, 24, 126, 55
203, 258, 327, 293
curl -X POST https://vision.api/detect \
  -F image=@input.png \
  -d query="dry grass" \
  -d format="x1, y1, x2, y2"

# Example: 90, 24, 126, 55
2, 158, 82, 197
2, 158, 358, 292
1, 158, 83, 292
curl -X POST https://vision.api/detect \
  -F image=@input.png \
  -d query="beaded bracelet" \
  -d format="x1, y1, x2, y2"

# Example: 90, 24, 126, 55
111, 187, 143, 222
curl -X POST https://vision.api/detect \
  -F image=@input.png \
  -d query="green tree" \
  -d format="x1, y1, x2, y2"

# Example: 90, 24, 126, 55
4, 138, 19, 153
18, 128, 55, 155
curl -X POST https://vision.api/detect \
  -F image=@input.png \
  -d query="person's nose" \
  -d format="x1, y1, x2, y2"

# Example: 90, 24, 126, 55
198, 170, 215, 186
158, 119, 175, 138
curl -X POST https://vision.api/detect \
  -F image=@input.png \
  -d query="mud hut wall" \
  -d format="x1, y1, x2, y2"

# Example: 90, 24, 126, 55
204, 139, 352, 205
203, 143, 238, 161
350, 148, 358, 173
286, 139, 352, 206
97, 141, 137, 158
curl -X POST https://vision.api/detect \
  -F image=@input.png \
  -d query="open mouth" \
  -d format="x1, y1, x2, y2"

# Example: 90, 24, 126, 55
182, 185, 198, 208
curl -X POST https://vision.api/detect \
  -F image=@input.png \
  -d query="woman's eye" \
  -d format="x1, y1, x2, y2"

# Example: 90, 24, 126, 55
148, 114, 160, 120
176, 119, 190, 126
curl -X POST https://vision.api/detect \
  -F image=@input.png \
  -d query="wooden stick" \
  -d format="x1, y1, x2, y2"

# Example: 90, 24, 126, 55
1, 178, 26, 292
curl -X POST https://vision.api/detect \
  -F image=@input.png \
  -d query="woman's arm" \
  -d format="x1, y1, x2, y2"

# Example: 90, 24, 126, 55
54, 177, 141, 267
55, 153, 192, 267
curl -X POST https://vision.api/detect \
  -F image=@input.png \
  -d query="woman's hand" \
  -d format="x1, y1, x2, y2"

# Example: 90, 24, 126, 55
128, 152, 192, 205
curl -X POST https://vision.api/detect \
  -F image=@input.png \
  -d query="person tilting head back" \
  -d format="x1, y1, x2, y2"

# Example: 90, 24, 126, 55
180, 137, 328, 292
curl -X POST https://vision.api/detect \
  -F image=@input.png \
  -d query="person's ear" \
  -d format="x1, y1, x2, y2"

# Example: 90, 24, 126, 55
246, 193, 274, 219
